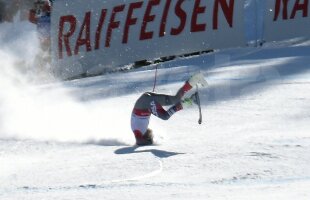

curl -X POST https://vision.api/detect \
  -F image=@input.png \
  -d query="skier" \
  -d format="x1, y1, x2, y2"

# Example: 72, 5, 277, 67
29, 0, 52, 51
131, 72, 207, 145
1, 0, 36, 22
28, 0, 52, 72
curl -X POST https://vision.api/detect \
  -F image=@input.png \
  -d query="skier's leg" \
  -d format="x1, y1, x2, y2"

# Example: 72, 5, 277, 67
134, 92, 178, 109
153, 72, 207, 105
135, 72, 206, 109
151, 93, 202, 120
145, 81, 193, 106
145, 92, 180, 106
150, 100, 183, 120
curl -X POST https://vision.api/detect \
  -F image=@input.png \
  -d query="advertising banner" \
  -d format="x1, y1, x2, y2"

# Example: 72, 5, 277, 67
51, 0, 246, 79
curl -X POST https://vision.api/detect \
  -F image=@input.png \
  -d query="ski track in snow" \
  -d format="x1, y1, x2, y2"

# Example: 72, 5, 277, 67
11, 157, 164, 192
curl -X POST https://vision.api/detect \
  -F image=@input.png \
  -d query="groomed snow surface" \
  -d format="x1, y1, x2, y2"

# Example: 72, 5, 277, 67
1, 24, 310, 200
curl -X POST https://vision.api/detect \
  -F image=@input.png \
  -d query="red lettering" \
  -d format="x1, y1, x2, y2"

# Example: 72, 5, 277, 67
274, 0, 289, 20
274, 0, 308, 21
191, 0, 206, 32
290, 0, 308, 19
57, 0, 242, 60
159, 0, 172, 37
171, 0, 187, 35
95, 9, 107, 50
105, 4, 125, 47
74, 12, 91, 55
213, 0, 234, 30
140, 0, 160, 40
58, 15, 76, 59
123, 2, 143, 44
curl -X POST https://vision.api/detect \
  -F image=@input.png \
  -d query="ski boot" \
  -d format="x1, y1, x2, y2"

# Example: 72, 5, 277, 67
181, 92, 198, 108
188, 72, 208, 87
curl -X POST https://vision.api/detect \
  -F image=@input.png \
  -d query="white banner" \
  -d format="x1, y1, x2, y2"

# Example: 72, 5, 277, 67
264, 0, 310, 42
51, 0, 246, 79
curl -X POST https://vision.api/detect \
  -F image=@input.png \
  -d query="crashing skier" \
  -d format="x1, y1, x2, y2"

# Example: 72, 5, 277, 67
29, 0, 52, 51
131, 72, 207, 145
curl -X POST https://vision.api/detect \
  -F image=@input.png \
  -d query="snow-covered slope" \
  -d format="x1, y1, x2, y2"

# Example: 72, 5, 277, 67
1, 12, 310, 200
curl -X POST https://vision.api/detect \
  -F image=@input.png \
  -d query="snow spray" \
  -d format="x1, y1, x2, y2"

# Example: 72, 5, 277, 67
0, 19, 133, 145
